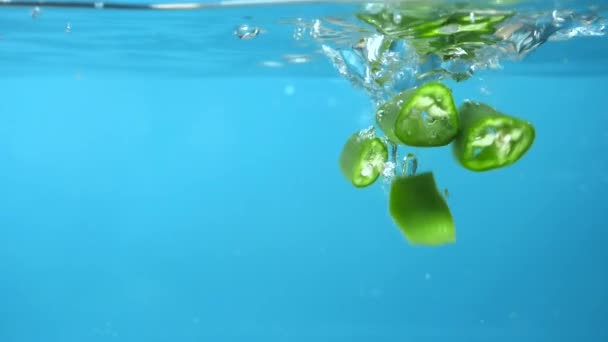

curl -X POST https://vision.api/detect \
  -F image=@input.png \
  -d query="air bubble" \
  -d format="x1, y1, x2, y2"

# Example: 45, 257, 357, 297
293, 26, 305, 40
260, 60, 283, 68
358, 126, 376, 140
364, 3, 384, 14
382, 162, 396, 178
393, 13, 402, 24
235, 24, 260, 40
31, 6, 41, 19
439, 24, 460, 34
361, 163, 373, 177
284, 54, 311, 64
284, 85, 295, 96
311, 19, 322, 39
402, 153, 417, 177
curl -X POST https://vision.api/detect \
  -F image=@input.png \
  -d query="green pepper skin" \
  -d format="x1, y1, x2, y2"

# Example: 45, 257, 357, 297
389, 172, 456, 246
356, 6, 514, 62
453, 101, 535, 172
377, 82, 460, 147
339, 130, 389, 188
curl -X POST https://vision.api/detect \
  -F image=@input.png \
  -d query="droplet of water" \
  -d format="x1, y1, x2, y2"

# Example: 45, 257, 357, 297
402, 153, 417, 177
235, 24, 260, 40
424, 273, 431, 280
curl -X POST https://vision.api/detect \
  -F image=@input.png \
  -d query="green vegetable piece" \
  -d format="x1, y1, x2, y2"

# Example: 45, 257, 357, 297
356, 6, 514, 62
453, 101, 535, 172
339, 128, 388, 188
376, 89, 413, 144
389, 172, 456, 246
376, 82, 459, 147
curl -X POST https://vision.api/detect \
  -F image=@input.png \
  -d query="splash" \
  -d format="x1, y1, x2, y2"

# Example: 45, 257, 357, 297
290, 1, 608, 99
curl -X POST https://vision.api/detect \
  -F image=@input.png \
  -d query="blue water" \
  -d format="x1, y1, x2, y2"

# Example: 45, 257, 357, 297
1, 1, 608, 341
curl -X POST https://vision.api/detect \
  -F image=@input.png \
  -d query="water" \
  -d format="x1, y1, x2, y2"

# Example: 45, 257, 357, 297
1, 0, 608, 341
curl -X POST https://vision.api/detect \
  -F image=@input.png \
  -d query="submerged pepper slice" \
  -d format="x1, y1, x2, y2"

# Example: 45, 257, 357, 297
376, 82, 459, 147
389, 172, 456, 246
339, 128, 388, 188
453, 101, 535, 172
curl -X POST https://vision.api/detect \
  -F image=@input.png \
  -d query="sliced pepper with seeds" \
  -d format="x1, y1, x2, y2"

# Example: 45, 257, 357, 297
452, 101, 535, 171
376, 82, 460, 147
339, 128, 388, 188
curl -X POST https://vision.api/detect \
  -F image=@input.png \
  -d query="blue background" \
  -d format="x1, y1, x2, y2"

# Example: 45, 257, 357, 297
1, 2, 608, 342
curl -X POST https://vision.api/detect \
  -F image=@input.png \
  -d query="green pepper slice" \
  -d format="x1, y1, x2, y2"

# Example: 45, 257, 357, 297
389, 172, 456, 246
376, 82, 459, 147
339, 128, 388, 188
453, 101, 535, 172
356, 6, 514, 62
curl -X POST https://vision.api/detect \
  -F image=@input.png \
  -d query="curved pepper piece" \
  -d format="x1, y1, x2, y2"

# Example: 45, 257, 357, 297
453, 101, 535, 172
389, 172, 456, 246
376, 82, 459, 147
339, 128, 388, 188
356, 6, 514, 61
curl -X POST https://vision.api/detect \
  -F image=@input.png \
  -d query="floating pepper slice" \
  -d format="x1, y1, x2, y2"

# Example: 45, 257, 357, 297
389, 172, 456, 246
453, 101, 535, 172
356, 6, 514, 62
339, 128, 388, 188
376, 82, 459, 147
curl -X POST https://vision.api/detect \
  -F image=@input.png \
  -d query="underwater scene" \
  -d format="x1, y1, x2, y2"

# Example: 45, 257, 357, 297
1, 0, 607, 341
